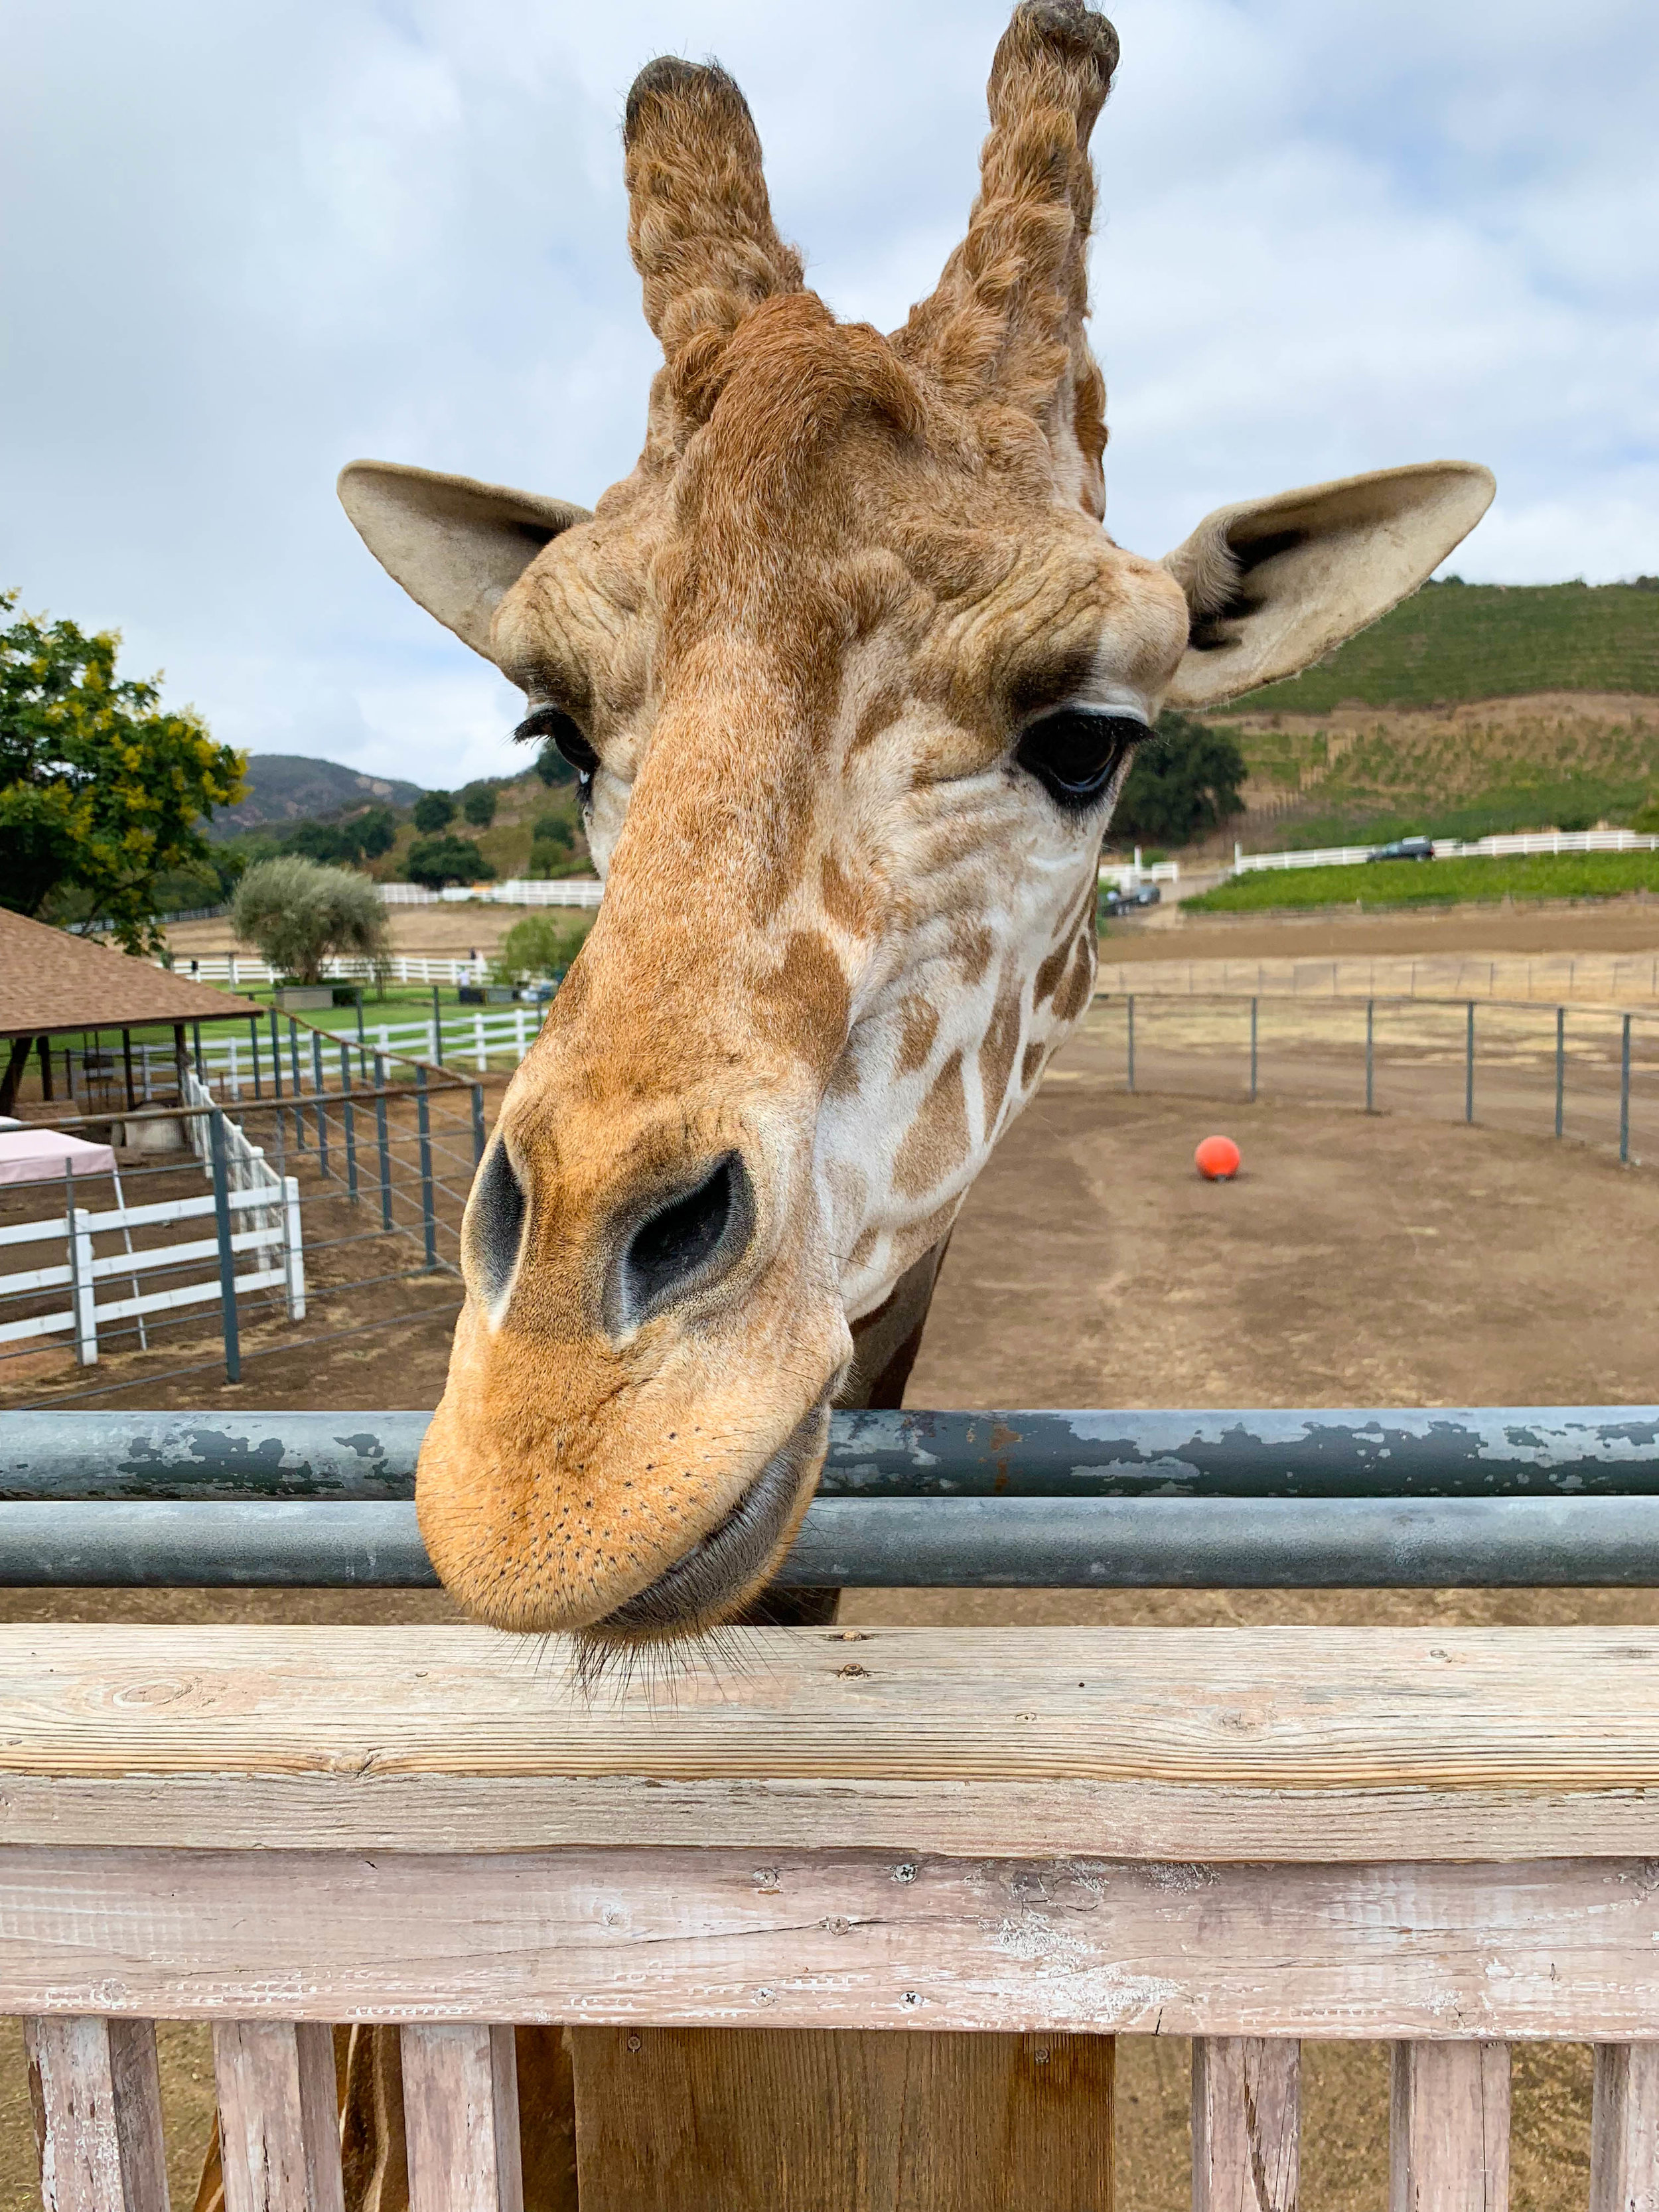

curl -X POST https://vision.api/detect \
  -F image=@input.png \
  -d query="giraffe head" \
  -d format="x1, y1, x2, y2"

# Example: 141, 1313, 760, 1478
341, 3, 1492, 1641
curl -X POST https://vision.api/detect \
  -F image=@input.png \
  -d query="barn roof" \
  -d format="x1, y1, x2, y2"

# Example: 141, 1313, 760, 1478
0, 908, 262, 1038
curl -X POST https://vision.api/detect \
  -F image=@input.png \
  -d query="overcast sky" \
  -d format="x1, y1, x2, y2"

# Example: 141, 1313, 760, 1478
3, 0, 1655, 792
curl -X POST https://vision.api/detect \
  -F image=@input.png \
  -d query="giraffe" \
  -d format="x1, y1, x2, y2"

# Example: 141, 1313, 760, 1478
197, 5, 1491, 2203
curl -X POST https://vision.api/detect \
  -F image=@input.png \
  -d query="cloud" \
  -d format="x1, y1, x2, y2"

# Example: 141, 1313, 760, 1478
2, 0, 1654, 788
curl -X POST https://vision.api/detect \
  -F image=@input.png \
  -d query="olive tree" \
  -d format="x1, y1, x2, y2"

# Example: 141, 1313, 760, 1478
232, 855, 390, 985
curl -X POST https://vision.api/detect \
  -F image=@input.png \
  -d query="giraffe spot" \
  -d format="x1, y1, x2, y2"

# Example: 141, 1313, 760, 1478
897, 995, 940, 1077
1054, 936, 1096, 1023
977, 986, 1023, 1134
889, 1193, 962, 1275
820, 849, 873, 934
1033, 940, 1070, 1009
851, 681, 906, 755
753, 929, 851, 1076
951, 922, 994, 986
894, 1049, 968, 1199
1021, 1040, 1045, 1089
848, 1225, 881, 1270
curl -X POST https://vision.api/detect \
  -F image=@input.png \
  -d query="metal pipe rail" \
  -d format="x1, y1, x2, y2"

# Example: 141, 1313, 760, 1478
1, 1407, 1658, 1587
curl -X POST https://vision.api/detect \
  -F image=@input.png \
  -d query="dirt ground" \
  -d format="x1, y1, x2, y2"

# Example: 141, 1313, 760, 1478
1114, 893, 1659, 962
5, 1000, 1659, 2203
165, 901, 547, 962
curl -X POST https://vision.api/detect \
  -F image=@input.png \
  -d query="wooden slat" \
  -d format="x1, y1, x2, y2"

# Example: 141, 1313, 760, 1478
1390, 2040, 1510, 2211
1192, 2037, 1299, 2212
399, 2024, 523, 2212
212, 2020, 344, 2212
1591, 2044, 1659, 2212
570, 2027, 1112, 2212
3, 1846, 1658, 2039
25, 2014, 170, 2211
3, 1624, 1659, 1862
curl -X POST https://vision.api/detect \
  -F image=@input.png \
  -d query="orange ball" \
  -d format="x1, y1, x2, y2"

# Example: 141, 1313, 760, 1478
1194, 1134, 1241, 1181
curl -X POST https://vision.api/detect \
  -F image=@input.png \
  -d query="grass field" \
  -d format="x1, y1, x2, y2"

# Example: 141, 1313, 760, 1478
1185, 848, 1659, 915
1226, 580, 1659, 714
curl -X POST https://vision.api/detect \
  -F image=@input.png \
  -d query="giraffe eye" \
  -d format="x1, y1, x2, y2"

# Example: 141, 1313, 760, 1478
515, 703, 600, 777
1016, 708, 1146, 812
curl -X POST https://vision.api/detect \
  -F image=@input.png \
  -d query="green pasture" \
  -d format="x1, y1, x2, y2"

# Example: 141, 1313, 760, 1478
1185, 848, 1659, 916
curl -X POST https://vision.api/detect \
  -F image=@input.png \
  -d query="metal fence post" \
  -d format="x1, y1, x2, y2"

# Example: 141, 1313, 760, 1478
1555, 1005, 1565, 1140
288, 1018, 306, 1147
415, 1065, 437, 1268
208, 1108, 242, 1384
1126, 994, 1136, 1094
1621, 1013, 1632, 1164
1365, 998, 1375, 1114
311, 1029, 328, 1174
356, 992, 368, 1080
431, 983, 444, 1069
1465, 1001, 1475, 1125
339, 1040, 358, 1203
64, 1162, 97, 1367
472, 1083, 486, 1167
1249, 996, 1258, 1103
268, 1007, 283, 1106
374, 1053, 394, 1231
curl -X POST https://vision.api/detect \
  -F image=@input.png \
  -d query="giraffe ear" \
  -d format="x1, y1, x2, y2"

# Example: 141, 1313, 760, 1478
1160, 461, 1495, 711
338, 461, 592, 661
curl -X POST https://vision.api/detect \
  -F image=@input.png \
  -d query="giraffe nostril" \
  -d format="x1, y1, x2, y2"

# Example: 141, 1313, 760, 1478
469, 1141, 527, 1309
614, 1151, 754, 1329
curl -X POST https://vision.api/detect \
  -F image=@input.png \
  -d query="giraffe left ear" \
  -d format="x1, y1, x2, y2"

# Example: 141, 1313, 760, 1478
338, 461, 591, 661
1160, 461, 1494, 711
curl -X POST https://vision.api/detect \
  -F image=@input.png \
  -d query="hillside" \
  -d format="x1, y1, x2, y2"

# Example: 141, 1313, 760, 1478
211, 753, 424, 836
1225, 580, 1659, 717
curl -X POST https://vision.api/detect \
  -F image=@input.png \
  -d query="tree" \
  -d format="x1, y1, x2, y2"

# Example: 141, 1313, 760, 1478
492, 910, 593, 984
412, 789, 456, 834
346, 805, 397, 859
407, 834, 492, 889
1111, 713, 1246, 846
232, 856, 390, 985
0, 589, 246, 952
281, 820, 350, 864
461, 782, 498, 828
533, 742, 576, 790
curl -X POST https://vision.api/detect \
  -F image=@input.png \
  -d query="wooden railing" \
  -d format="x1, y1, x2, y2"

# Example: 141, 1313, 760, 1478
7, 1621, 1659, 2209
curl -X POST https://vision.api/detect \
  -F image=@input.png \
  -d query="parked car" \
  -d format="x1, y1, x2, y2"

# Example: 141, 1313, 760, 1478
1099, 881, 1161, 918
1367, 836, 1434, 863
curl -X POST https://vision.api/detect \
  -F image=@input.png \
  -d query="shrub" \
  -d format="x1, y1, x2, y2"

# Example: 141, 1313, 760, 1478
232, 856, 390, 984
532, 812, 573, 849
411, 790, 456, 834
492, 910, 594, 983
407, 835, 492, 890
1633, 794, 1659, 835
461, 782, 498, 828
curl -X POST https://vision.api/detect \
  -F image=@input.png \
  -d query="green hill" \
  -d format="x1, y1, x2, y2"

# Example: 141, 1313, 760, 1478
210, 753, 425, 837
1223, 580, 1659, 715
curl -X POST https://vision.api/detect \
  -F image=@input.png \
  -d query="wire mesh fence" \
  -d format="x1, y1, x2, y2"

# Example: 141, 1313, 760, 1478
1091, 992, 1657, 1164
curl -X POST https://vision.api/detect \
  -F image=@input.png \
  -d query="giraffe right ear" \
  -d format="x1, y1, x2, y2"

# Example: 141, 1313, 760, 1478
338, 461, 591, 662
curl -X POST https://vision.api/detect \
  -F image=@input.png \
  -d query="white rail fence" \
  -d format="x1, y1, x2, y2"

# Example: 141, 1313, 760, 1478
168, 952, 490, 987
1234, 826, 1659, 875
377, 877, 604, 907
173, 1007, 546, 1097
0, 1080, 303, 1366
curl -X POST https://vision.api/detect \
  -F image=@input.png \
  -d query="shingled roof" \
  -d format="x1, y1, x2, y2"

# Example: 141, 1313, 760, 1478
0, 908, 262, 1038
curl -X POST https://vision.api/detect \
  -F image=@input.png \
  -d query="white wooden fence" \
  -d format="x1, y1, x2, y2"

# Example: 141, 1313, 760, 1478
1234, 826, 1659, 874
0, 1081, 303, 1365
167, 952, 489, 988
376, 877, 604, 907
7, 1621, 1658, 2209
173, 1006, 546, 1096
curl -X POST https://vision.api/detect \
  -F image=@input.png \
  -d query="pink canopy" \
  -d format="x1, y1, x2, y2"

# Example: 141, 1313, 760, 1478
0, 1130, 118, 1187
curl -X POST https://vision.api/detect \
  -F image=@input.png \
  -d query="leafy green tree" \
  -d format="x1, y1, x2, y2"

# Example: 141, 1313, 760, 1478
532, 812, 573, 849
346, 805, 397, 860
232, 856, 390, 985
1633, 793, 1659, 834
281, 820, 350, 864
492, 909, 593, 984
407, 834, 492, 889
412, 789, 456, 834
1111, 713, 1246, 846
0, 589, 246, 952
461, 782, 498, 828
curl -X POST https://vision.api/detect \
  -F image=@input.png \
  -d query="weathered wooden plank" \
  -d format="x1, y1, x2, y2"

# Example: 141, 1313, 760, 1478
212, 2020, 344, 2212
1390, 2040, 1510, 2211
25, 2014, 170, 2212
1192, 2037, 1299, 2212
3, 1624, 1659, 1862
399, 2024, 523, 2212
570, 2027, 1113, 2212
3, 1847, 1658, 2039
1591, 2044, 1659, 2212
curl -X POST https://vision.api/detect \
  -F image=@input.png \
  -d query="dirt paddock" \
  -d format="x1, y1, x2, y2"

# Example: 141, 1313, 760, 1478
4, 1011, 1659, 2205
